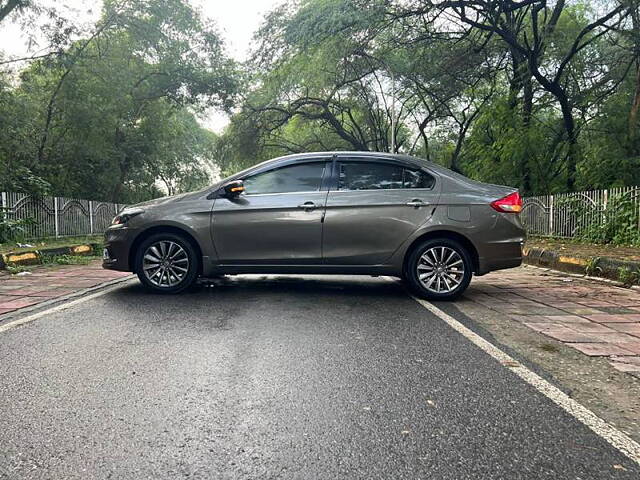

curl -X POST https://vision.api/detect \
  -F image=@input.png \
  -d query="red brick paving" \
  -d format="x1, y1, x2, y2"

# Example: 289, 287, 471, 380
0, 261, 131, 318
467, 267, 640, 376
568, 343, 635, 357
585, 313, 640, 323
608, 323, 640, 337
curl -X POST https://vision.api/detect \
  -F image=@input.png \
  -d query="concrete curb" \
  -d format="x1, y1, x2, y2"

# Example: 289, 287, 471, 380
0, 243, 99, 270
523, 246, 640, 284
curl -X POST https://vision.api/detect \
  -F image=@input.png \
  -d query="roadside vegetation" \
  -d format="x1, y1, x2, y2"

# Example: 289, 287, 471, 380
3, 254, 102, 275
526, 237, 640, 262
1, 0, 639, 205
0, 235, 102, 254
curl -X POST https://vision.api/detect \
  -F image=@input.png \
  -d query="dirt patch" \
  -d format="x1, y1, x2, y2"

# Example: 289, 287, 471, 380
527, 237, 640, 262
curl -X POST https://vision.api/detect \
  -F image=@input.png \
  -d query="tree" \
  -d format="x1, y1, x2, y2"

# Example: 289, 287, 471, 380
397, 0, 633, 191
4, 0, 238, 202
0, 0, 30, 24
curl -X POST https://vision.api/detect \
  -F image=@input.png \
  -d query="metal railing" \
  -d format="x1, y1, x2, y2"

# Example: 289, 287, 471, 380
522, 187, 640, 238
3, 186, 640, 241
1, 191, 125, 239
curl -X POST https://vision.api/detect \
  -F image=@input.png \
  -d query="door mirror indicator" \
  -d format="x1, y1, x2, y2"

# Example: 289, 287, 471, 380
223, 180, 245, 198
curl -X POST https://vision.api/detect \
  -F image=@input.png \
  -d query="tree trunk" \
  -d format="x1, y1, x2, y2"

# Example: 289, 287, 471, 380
558, 95, 578, 191
532, 65, 579, 191
628, 6, 640, 152
509, 48, 534, 194
629, 64, 640, 149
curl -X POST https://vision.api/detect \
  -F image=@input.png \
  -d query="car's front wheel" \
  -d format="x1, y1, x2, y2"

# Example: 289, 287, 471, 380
405, 238, 473, 300
135, 233, 199, 294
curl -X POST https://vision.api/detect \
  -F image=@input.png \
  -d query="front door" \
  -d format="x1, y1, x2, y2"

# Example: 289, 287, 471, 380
322, 157, 441, 265
211, 160, 330, 264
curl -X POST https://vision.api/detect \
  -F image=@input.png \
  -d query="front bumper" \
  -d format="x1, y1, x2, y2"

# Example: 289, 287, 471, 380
102, 227, 137, 272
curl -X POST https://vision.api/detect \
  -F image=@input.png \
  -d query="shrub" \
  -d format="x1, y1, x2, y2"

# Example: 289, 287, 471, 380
0, 210, 34, 244
560, 194, 640, 246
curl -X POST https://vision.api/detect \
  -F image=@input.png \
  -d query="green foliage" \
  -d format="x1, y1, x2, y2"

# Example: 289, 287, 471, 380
40, 254, 98, 266
2, 0, 640, 199
562, 194, 640, 246
0, 211, 34, 244
584, 257, 602, 277
618, 267, 640, 287
1, 0, 238, 203
6, 264, 29, 274
463, 97, 568, 194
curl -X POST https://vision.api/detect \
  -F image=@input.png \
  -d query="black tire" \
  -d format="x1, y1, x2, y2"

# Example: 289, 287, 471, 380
405, 238, 473, 301
135, 232, 199, 294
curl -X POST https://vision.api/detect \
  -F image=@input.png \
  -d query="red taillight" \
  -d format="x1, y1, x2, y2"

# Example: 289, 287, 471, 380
490, 191, 522, 213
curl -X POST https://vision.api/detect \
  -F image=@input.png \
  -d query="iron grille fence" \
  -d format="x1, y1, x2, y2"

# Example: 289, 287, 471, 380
1, 191, 125, 239
522, 186, 640, 238
2, 187, 640, 240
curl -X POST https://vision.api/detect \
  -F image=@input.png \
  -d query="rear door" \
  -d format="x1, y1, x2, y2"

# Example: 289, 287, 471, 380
322, 156, 441, 265
212, 159, 330, 265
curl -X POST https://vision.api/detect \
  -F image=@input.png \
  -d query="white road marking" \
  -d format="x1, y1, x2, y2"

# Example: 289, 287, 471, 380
0, 279, 134, 334
404, 289, 640, 466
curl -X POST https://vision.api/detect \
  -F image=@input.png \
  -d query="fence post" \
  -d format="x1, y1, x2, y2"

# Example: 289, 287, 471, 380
1, 192, 6, 211
548, 195, 554, 236
89, 200, 94, 235
54, 197, 59, 238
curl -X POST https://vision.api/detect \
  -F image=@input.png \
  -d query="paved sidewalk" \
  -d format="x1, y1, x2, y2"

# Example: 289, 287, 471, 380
466, 266, 640, 376
0, 261, 131, 317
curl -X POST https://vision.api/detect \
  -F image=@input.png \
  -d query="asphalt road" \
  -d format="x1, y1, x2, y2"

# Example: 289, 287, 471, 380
0, 275, 637, 479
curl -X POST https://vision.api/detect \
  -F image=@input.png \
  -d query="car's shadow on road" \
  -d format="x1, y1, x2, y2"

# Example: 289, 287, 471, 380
99, 275, 416, 332
112, 274, 408, 303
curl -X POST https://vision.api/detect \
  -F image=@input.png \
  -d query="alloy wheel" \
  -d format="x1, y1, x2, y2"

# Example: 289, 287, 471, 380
416, 246, 465, 294
142, 240, 190, 288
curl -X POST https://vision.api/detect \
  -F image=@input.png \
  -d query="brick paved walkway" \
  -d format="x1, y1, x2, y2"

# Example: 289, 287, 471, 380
466, 267, 640, 376
0, 261, 131, 316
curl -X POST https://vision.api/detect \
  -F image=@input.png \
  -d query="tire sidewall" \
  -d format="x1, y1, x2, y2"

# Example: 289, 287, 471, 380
406, 238, 472, 300
135, 233, 199, 294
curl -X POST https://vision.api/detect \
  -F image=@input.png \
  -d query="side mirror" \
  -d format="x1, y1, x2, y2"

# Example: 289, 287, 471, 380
223, 180, 245, 198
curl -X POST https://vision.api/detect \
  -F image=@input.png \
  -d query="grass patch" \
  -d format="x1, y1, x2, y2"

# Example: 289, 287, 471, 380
526, 236, 640, 263
539, 343, 559, 353
5, 264, 30, 274
41, 254, 101, 266
0, 235, 103, 254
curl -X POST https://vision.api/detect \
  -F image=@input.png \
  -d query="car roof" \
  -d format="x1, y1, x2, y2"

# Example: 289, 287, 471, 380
266, 151, 436, 168
225, 151, 455, 182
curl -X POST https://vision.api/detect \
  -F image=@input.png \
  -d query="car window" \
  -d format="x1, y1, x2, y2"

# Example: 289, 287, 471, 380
244, 162, 326, 195
338, 162, 403, 190
338, 162, 434, 191
403, 168, 435, 189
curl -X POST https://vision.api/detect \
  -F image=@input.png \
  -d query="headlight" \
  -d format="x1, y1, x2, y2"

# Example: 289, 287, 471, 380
111, 208, 144, 226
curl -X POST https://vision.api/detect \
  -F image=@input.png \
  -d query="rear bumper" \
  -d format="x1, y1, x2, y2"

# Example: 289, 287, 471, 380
102, 227, 136, 272
477, 240, 524, 275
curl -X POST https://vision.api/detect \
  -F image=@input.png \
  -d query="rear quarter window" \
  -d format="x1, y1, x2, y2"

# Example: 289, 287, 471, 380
338, 161, 435, 190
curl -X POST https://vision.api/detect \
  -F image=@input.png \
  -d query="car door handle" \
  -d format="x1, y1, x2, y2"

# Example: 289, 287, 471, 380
406, 200, 426, 208
298, 201, 317, 211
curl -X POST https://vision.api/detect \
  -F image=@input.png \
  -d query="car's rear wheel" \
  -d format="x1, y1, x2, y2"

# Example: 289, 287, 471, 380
405, 238, 473, 300
135, 233, 199, 294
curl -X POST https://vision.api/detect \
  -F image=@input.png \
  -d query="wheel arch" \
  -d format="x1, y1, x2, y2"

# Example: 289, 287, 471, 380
402, 230, 479, 276
129, 225, 204, 275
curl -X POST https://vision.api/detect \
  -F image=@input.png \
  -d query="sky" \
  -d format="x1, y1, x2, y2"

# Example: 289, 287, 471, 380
0, 0, 284, 131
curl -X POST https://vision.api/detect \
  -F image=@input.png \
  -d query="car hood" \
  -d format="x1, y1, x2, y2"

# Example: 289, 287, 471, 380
126, 187, 217, 210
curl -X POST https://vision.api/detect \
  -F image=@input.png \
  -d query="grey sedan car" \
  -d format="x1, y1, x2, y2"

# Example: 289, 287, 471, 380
103, 152, 525, 299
